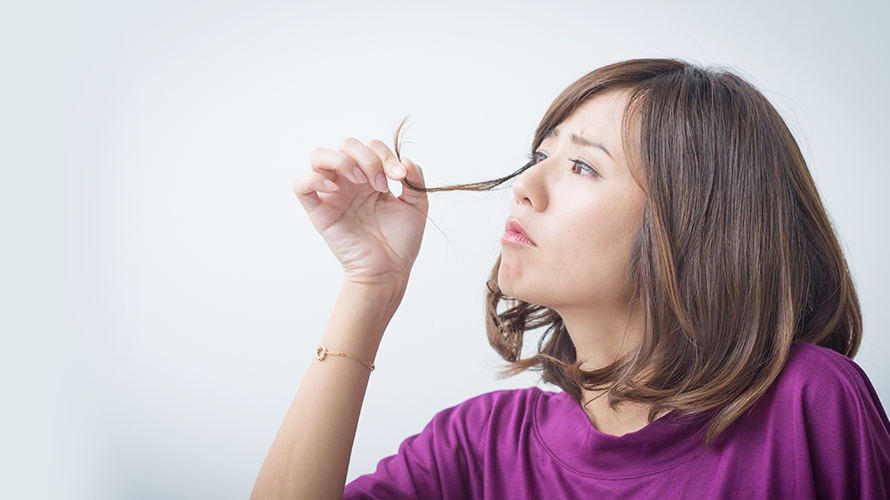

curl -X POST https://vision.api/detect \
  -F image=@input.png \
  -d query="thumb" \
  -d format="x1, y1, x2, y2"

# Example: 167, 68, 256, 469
398, 157, 428, 212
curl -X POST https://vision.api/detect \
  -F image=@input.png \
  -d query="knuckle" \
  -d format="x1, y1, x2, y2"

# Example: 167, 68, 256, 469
332, 154, 353, 171
383, 157, 400, 170
339, 136, 358, 150
359, 152, 382, 170
293, 176, 310, 195
309, 147, 326, 162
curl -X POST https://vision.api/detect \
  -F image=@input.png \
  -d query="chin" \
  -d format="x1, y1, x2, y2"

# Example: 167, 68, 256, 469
496, 278, 516, 299
496, 264, 517, 298
497, 258, 552, 306
497, 278, 537, 306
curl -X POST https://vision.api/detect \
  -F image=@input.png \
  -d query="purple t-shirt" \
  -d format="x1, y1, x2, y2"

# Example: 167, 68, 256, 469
345, 343, 890, 499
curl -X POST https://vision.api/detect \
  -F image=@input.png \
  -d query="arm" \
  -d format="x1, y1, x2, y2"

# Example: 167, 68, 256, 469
250, 138, 428, 500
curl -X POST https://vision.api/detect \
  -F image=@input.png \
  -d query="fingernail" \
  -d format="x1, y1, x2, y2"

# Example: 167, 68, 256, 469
323, 179, 339, 191
375, 174, 389, 192
352, 167, 367, 183
391, 164, 407, 178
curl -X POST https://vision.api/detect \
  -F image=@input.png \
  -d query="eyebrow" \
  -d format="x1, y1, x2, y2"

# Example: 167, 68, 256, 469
547, 128, 613, 159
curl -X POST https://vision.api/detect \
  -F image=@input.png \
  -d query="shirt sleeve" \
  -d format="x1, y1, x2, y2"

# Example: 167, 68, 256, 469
343, 393, 496, 500
797, 346, 890, 498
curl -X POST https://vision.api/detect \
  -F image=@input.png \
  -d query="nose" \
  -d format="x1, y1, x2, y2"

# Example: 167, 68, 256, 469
512, 159, 550, 212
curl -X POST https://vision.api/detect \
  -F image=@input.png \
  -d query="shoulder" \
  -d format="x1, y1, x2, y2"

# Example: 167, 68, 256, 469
768, 343, 890, 497
774, 342, 878, 400
429, 387, 548, 432
708, 343, 890, 498
345, 387, 557, 499
451, 386, 547, 408
782, 342, 866, 381
762, 342, 890, 426
406, 386, 569, 469
723, 342, 890, 447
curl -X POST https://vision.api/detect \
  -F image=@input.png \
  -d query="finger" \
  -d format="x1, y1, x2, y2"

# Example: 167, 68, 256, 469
366, 139, 407, 180
294, 172, 339, 211
339, 137, 389, 193
310, 147, 366, 185
398, 157, 428, 212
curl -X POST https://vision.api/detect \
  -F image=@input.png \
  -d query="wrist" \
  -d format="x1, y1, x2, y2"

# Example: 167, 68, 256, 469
319, 281, 407, 363
341, 275, 408, 307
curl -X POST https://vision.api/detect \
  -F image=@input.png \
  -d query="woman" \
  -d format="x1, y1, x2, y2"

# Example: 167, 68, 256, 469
251, 59, 890, 499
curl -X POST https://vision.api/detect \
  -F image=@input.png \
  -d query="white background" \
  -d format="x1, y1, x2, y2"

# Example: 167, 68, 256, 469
1, 1, 888, 498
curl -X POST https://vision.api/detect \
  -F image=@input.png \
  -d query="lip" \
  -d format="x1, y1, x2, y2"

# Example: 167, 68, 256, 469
502, 219, 536, 247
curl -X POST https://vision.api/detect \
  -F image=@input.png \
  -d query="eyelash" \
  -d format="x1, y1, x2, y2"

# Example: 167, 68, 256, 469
529, 151, 599, 177
530, 151, 547, 164
569, 157, 598, 176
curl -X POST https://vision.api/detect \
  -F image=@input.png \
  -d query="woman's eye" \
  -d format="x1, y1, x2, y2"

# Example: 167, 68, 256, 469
569, 158, 598, 176
530, 151, 548, 164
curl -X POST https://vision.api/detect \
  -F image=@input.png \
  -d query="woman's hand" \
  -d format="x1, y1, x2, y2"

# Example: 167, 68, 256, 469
294, 138, 428, 289
251, 139, 427, 500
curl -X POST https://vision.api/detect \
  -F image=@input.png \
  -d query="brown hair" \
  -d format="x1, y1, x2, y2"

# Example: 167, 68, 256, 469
404, 59, 862, 443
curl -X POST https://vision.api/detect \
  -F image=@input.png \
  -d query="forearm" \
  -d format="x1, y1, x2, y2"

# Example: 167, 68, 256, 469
250, 281, 406, 500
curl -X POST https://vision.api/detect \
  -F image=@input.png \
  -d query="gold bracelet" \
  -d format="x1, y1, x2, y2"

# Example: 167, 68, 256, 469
315, 345, 375, 371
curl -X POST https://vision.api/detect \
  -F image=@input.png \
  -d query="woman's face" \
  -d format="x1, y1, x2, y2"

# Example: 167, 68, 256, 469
499, 91, 647, 317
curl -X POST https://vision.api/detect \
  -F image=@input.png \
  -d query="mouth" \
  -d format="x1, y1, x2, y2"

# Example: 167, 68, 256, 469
502, 219, 536, 247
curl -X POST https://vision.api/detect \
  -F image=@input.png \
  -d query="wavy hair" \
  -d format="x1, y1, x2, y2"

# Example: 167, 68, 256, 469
404, 59, 861, 443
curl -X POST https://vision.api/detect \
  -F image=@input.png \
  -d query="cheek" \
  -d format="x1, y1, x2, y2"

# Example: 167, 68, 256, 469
558, 207, 642, 298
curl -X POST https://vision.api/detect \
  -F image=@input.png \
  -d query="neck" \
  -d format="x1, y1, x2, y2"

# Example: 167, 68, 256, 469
579, 389, 652, 436
557, 302, 651, 436
557, 301, 644, 372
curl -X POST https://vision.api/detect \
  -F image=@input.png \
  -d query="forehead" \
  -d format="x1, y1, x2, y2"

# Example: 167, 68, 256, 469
557, 91, 628, 138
